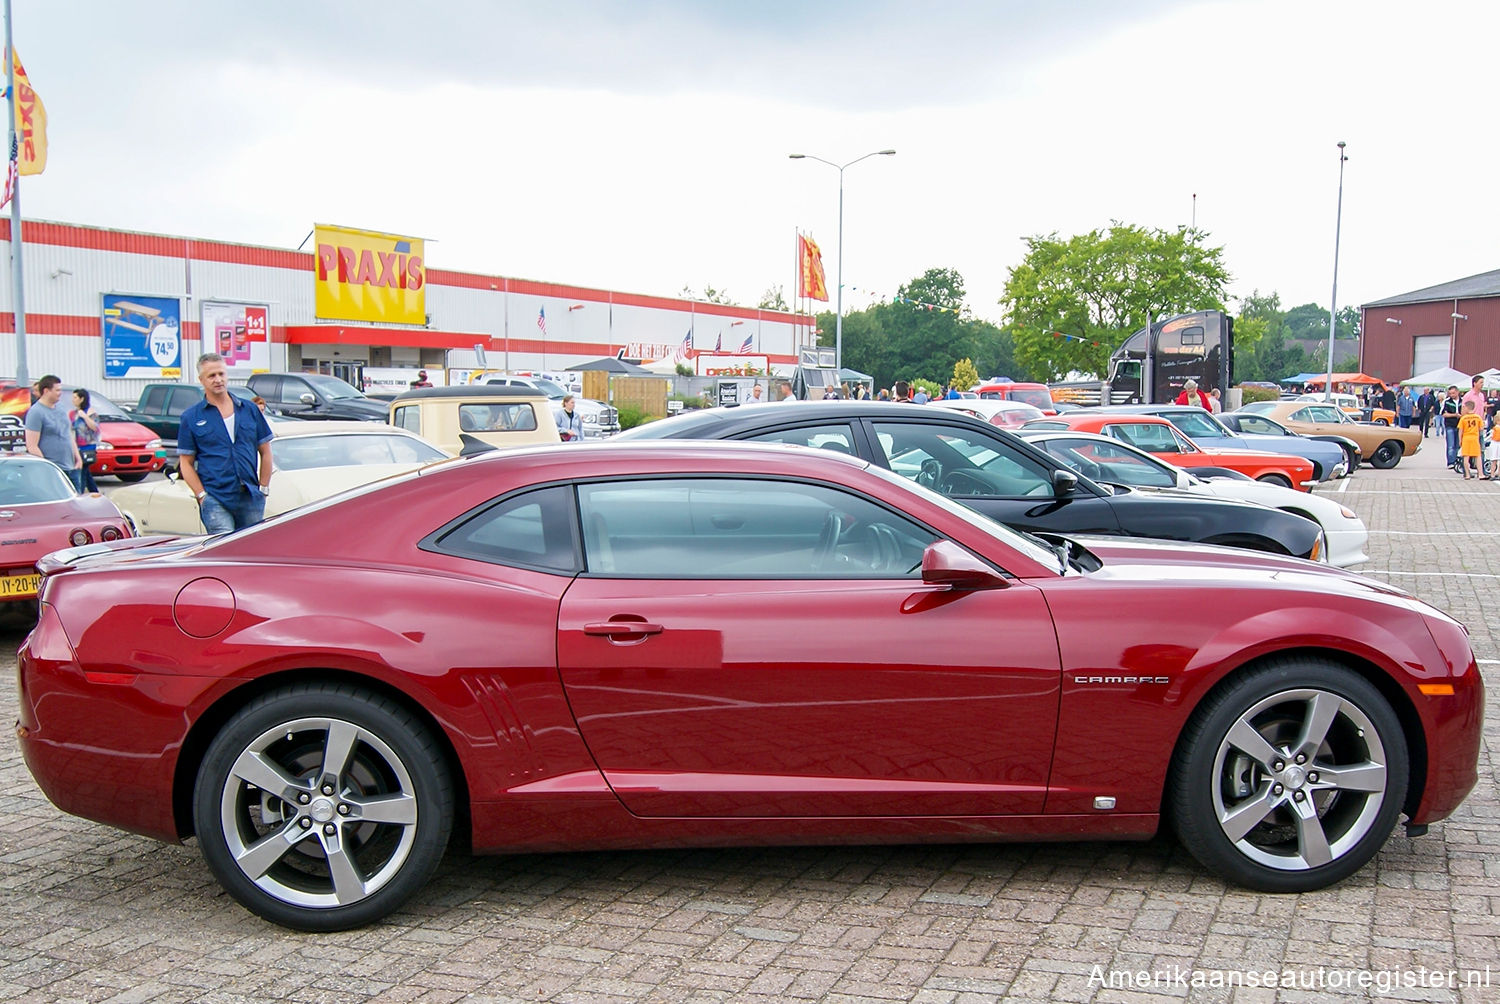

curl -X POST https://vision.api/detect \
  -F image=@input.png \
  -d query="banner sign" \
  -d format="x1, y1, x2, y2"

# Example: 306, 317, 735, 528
102, 293, 181, 378
697, 355, 768, 377
625, 341, 675, 361
314, 223, 426, 325
201, 301, 270, 376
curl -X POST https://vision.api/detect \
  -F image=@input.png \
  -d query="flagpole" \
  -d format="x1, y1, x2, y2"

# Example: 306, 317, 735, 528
4, 0, 27, 386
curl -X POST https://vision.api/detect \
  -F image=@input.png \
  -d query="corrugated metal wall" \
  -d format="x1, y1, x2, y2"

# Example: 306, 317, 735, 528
0, 221, 812, 405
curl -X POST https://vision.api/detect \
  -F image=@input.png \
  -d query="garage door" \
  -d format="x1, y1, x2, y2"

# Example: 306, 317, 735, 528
1412, 335, 1450, 376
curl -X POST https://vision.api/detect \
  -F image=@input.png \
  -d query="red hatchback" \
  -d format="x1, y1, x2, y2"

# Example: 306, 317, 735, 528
17, 443, 1482, 930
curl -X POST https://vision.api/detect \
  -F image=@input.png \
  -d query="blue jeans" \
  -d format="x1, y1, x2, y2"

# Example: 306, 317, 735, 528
200, 488, 266, 534
1445, 425, 1460, 467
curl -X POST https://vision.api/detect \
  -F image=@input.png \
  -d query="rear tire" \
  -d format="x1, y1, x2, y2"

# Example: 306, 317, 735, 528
193, 683, 453, 931
1170, 659, 1408, 891
1369, 441, 1402, 469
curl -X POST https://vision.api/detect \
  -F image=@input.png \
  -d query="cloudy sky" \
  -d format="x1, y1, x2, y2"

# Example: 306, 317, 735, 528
13, 0, 1496, 324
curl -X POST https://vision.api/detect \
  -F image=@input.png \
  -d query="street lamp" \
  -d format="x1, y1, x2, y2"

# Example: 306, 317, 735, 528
1324, 141, 1348, 402
789, 149, 896, 374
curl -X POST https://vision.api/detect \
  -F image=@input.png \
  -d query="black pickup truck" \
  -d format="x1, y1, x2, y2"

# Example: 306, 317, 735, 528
123, 383, 266, 447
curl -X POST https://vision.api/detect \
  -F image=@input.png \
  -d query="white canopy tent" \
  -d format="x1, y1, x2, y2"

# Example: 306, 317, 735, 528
1475, 367, 1500, 391
1400, 366, 1471, 388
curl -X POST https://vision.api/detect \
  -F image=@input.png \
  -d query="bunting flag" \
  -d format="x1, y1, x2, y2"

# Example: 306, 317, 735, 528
847, 285, 964, 314
738, 330, 753, 354
1050, 330, 1104, 347
7, 47, 47, 176
797, 234, 829, 301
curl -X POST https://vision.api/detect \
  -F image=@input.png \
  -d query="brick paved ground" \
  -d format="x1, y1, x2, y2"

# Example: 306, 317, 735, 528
2, 436, 1495, 1003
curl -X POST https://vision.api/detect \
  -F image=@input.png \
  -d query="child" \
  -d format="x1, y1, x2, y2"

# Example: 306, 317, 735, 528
1486, 407, 1500, 480
1457, 400, 1483, 479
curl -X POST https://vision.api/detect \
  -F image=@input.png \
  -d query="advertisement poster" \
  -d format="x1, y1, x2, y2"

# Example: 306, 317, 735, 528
102, 294, 182, 378
200, 301, 270, 376
313, 223, 426, 325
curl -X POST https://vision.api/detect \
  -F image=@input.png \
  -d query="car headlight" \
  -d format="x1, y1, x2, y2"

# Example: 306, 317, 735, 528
145, 438, 162, 449
1339, 505, 1358, 519
96, 441, 113, 450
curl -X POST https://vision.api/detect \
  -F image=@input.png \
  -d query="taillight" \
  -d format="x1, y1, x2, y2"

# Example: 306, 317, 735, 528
100, 526, 121, 541
68, 529, 93, 547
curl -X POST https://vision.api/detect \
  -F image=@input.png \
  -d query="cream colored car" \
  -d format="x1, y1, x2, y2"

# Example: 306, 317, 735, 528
388, 385, 560, 455
111, 421, 448, 535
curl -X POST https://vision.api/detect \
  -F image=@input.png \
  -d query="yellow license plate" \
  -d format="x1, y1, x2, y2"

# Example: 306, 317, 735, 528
0, 573, 41, 597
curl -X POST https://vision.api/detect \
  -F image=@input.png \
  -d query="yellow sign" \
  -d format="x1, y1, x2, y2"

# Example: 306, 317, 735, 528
313, 224, 426, 325
9, 47, 47, 175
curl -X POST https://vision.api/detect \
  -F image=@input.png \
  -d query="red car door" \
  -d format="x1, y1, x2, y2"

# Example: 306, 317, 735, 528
555, 476, 1062, 818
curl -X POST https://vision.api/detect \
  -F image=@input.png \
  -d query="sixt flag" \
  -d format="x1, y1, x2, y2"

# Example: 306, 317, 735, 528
797, 234, 829, 302
6, 47, 46, 176
313, 224, 426, 325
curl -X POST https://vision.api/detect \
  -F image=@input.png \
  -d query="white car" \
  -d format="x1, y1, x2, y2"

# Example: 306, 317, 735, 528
926, 398, 1045, 429
1019, 429, 1368, 567
111, 421, 448, 535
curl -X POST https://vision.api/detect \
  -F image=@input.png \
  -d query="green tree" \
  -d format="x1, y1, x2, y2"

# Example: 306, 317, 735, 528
680, 284, 738, 306
1000, 224, 1232, 381
952, 358, 980, 393
886, 268, 978, 385
758, 284, 788, 311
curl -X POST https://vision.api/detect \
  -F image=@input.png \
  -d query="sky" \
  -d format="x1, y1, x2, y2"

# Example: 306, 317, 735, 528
12, 0, 1499, 326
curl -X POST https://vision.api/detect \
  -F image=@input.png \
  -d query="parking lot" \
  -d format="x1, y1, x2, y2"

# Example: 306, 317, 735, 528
2, 439, 1495, 1004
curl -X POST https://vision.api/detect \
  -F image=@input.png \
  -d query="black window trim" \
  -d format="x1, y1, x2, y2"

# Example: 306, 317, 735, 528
419, 481, 583, 576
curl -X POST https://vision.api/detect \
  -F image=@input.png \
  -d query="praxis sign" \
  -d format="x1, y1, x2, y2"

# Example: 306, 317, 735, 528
313, 224, 426, 325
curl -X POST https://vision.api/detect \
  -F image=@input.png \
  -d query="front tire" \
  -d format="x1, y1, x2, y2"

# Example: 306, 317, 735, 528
1255, 473, 1293, 489
1369, 441, 1402, 469
193, 683, 453, 931
115, 472, 149, 483
1169, 659, 1407, 892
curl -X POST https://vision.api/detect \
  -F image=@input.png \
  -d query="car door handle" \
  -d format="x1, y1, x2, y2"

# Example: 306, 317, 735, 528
583, 621, 664, 637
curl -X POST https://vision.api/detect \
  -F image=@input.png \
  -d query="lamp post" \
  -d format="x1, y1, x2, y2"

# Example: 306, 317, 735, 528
788, 149, 896, 374
1324, 141, 1348, 402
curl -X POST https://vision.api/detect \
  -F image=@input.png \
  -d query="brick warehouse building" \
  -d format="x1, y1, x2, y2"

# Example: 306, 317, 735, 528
0, 218, 813, 401
1361, 268, 1500, 381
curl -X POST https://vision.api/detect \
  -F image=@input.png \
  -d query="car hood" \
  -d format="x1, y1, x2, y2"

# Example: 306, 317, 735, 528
1076, 534, 1407, 600
98, 419, 161, 445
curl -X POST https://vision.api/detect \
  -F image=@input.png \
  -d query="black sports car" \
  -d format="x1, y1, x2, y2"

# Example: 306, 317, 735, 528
616, 402, 1325, 560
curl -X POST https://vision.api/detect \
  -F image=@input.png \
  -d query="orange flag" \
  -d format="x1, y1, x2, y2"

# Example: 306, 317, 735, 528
9, 47, 47, 176
798, 235, 829, 302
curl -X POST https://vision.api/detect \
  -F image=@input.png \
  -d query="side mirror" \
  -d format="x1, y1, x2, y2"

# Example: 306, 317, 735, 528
921, 540, 1009, 590
1051, 469, 1078, 496
299, 392, 316, 406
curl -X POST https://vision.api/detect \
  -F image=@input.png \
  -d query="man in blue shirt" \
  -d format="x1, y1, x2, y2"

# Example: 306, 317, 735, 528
24, 375, 83, 489
178, 353, 274, 533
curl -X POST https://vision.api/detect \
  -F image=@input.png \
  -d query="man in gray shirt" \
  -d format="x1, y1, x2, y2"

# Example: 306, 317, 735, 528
25, 374, 83, 490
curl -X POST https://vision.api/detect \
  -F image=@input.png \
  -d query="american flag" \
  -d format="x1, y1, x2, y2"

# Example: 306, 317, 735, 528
536, 307, 547, 335
738, 330, 753, 354
673, 328, 692, 363
714, 331, 722, 352
0, 134, 15, 211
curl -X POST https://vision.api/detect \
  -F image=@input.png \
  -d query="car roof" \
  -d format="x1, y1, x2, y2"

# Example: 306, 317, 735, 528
619, 400, 1004, 439
264, 420, 424, 439
1039, 412, 1173, 427
390, 385, 547, 402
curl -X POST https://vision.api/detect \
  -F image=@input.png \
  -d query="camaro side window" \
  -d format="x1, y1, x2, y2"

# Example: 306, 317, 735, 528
576, 478, 937, 578
744, 423, 858, 456
434, 485, 578, 573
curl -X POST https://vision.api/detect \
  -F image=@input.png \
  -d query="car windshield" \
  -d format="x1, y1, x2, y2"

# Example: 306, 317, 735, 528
0, 458, 77, 503
64, 388, 130, 419
533, 378, 568, 400
1039, 437, 1179, 489
1237, 401, 1276, 415
859, 463, 1062, 573
272, 433, 448, 471
1009, 388, 1053, 410
1166, 410, 1233, 439
301, 374, 365, 400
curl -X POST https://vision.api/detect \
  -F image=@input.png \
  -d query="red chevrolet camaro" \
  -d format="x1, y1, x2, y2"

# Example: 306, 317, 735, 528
16, 443, 1482, 930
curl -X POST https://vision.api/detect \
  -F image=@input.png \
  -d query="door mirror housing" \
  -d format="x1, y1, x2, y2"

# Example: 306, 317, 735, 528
299, 392, 317, 406
921, 540, 1009, 590
1051, 468, 1078, 496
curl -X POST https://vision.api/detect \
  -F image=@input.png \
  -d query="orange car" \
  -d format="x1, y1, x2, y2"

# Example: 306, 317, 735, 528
973, 381, 1057, 415
1024, 412, 1317, 491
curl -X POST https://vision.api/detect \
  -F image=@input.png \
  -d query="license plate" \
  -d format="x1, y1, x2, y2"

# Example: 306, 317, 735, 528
0, 572, 40, 597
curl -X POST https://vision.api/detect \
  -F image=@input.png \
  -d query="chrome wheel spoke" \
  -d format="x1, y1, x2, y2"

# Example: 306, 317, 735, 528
1316, 761, 1386, 793
231, 750, 306, 804
1290, 795, 1334, 866
1220, 787, 1278, 842
320, 721, 360, 787
1296, 692, 1341, 754
347, 792, 418, 826
1225, 718, 1281, 768
323, 832, 368, 905
235, 819, 311, 879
